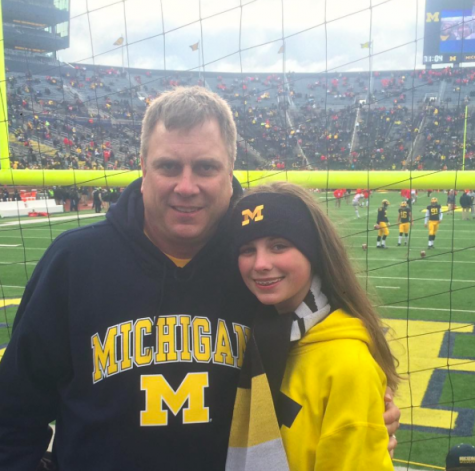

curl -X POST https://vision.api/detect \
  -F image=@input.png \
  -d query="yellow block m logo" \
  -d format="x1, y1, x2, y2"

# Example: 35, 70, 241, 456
426, 12, 439, 22
242, 205, 264, 226
141, 373, 209, 426
450, 56, 457, 62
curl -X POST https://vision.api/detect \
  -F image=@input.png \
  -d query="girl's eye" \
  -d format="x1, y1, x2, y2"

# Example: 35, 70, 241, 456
239, 246, 255, 255
272, 244, 288, 251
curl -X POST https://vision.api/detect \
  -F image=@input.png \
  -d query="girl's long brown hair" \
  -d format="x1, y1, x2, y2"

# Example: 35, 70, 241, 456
239, 182, 399, 390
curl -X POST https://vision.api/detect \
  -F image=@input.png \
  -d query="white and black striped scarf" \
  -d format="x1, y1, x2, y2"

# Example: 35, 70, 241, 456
226, 275, 330, 471
290, 276, 331, 342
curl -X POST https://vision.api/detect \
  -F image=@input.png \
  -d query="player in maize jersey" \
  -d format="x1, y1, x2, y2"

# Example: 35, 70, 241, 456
397, 201, 413, 246
425, 197, 443, 249
376, 199, 390, 249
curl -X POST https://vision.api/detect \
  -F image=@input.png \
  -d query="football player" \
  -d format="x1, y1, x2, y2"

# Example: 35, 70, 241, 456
352, 193, 364, 218
424, 197, 443, 249
376, 199, 390, 249
397, 201, 413, 246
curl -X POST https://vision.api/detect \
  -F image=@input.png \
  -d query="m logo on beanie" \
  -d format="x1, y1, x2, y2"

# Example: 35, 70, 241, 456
242, 205, 264, 226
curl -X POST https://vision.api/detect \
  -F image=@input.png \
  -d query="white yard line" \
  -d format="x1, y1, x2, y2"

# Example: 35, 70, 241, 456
0, 262, 37, 265
0, 213, 104, 227
2, 228, 80, 232
348, 235, 475, 239
357, 275, 475, 283
376, 286, 400, 289
0, 247, 48, 250
351, 258, 475, 264
0, 244, 21, 247
0, 236, 59, 240
382, 306, 475, 314
394, 468, 431, 471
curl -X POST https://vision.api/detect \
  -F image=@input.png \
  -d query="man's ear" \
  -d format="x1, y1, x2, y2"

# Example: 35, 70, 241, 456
140, 155, 146, 192
229, 168, 234, 194
141, 155, 147, 173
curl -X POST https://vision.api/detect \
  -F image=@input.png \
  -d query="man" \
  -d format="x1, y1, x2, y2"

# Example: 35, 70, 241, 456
363, 188, 370, 207
333, 188, 343, 208
425, 196, 443, 249
460, 190, 472, 221
352, 192, 364, 218
0, 87, 399, 470
376, 199, 390, 249
69, 186, 80, 212
447, 189, 456, 215
397, 200, 413, 246
92, 187, 103, 213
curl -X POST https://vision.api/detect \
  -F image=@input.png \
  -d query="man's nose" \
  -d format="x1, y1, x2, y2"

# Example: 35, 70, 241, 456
174, 168, 199, 197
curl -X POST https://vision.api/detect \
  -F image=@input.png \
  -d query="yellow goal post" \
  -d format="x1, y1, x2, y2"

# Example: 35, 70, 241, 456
0, 170, 474, 190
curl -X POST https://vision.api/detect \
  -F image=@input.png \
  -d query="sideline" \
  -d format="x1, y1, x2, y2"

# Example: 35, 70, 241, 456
0, 213, 105, 227
357, 275, 475, 283
382, 305, 475, 314
394, 457, 443, 470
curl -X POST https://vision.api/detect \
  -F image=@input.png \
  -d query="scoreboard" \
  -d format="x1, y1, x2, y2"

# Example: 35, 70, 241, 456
424, 0, 475, 65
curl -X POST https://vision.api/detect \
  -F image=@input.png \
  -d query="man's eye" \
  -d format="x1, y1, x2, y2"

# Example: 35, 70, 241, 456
157, 162, 179, 173
161, 163, 176, 170
199, 164, 216, 172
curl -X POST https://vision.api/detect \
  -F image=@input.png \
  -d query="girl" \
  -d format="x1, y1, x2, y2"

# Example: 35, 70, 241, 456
226, 182, 398, 471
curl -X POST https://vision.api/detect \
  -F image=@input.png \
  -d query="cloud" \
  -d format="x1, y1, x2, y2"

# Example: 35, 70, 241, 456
61, 0, 426, 73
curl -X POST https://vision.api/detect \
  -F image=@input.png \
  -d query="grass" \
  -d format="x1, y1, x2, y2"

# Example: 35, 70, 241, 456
323, 190, 475, 469
0, 211, 103, 344
0, 190, 474, 469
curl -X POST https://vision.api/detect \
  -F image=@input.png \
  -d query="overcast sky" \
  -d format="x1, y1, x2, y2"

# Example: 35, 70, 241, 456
58, 0, 428, 73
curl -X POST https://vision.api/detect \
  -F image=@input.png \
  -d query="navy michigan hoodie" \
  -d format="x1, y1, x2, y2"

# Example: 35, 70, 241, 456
0, 178, 256, 470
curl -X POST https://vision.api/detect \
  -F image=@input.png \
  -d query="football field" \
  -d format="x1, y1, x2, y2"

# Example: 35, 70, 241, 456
325, 190, 475, 470
0, 191, 474, 470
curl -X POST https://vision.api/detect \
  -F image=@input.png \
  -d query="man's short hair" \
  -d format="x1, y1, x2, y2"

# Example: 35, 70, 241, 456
140, 86, 237, 167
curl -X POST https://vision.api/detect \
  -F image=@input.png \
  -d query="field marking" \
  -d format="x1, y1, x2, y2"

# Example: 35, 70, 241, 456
0, 244, 21, 247
0, 298, 21, 309
0, 213, 104, 227
394, 468, 432, 471
1, 228, 83, 232
353, 246, 475, 251
348, 235, 475, 240
394, 462, 439, 471
357, 275, 475, 283
342, 223, 475, 232
0, 247, 50, 251
1, 286, 25, 289
0, 261, 37, 265
0, 236, 58, 240
351, 258, 475, 264
382, 306, 475, 314
376, 286, 400, 289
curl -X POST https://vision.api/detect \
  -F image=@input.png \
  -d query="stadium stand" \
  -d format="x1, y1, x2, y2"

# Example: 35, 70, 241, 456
5, 59, 475, 171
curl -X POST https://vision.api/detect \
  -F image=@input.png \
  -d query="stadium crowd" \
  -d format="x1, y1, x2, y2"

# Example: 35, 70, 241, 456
5, 62, 475, 171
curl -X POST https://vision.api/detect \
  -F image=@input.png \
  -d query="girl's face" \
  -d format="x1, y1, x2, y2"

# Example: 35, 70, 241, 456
238, 236, 312, 314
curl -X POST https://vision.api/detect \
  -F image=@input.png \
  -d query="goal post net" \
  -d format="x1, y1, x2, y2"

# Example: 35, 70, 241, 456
1, 0, 475, 469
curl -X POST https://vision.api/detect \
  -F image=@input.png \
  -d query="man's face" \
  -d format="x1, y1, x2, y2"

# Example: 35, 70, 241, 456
141, 119, 233, 258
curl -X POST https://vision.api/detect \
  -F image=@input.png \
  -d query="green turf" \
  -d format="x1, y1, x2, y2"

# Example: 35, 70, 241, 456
322, 191, 475, 469
0, 192, 474, 469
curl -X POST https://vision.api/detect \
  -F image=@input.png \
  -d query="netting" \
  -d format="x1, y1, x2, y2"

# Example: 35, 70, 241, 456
1, 0, 475, 469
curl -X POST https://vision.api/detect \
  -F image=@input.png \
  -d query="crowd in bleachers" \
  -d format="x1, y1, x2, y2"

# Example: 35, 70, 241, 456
5, 60, 475, 171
